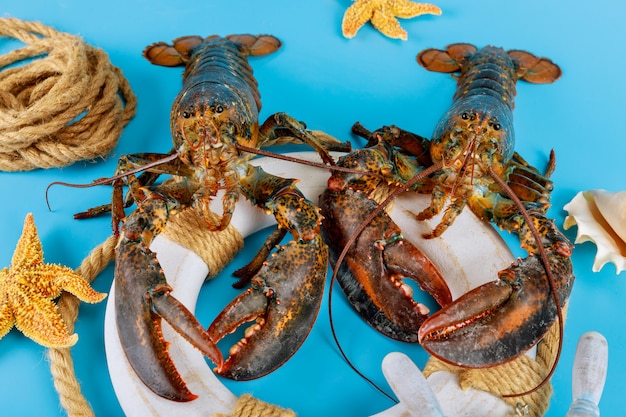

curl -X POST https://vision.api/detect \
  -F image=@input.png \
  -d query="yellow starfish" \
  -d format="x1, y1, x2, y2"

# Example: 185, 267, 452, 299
342, 0, 441, 40
0, 213, 106, 348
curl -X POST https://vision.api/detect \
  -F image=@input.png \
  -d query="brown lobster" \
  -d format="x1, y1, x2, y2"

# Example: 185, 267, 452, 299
72, 34, 348, 401
320, 44, 574, 381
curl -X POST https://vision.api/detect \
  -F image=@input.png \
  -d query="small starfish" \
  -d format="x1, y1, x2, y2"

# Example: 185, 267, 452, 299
0, 213, 106, 348
342, 0, 441, 40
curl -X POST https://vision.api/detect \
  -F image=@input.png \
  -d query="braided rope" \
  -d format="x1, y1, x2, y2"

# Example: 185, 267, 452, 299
0, 18, 136, 171
163, 209, 243, 278
48, 235, 117, 417
213, 394, 296, 417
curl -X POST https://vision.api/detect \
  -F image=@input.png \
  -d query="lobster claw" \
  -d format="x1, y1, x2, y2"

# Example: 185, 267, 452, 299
419, 217, 574, 367
320, 187, 452, 342
207, 234, 327, 380
115, 236, 223, 401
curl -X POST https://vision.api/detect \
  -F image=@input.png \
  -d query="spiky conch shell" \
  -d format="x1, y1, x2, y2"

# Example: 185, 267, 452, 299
564, 190, 626, 274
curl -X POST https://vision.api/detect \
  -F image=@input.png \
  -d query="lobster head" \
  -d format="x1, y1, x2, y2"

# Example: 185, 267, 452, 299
171, 84, 260, 168
418, 43, 561, 178
429, 96, 515, 178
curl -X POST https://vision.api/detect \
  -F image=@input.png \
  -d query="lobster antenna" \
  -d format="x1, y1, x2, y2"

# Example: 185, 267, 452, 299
487, 166, 564, 398
327, 279, 397, 403
45, 152, 180, 211
328, 160, 445, 403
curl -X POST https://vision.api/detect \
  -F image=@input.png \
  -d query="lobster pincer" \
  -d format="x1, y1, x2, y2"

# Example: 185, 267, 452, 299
115, 196, 223, 402
418, 210, 574, 367
320, 140, 452, 342
208, 165, 328, 379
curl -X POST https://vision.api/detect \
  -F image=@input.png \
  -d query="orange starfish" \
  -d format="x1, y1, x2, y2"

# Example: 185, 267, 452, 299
342, 0, 441, 40
0, 213, 106, 348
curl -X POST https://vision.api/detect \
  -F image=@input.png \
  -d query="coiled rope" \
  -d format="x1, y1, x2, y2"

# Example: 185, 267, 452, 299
49, 235, 117, 417
0, 18, 136, 171
213, 394, 296, 417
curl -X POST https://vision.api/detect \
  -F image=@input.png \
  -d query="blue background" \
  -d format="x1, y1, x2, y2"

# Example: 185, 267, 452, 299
1, 1, 625, 416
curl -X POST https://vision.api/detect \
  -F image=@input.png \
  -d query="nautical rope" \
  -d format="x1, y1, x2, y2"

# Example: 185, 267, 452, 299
163, 209, 244, 278
48, 235, 117, 417
212, 394, 296, 417
369, 182, 396, 212
0, 18, 136, 171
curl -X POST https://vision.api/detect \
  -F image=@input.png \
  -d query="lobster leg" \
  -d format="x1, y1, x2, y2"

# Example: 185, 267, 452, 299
258, 112, 352, 164
231, 227, 288, 289
351, 122, 433, 168
72, 152, 193, 231
207, 165, 328, 380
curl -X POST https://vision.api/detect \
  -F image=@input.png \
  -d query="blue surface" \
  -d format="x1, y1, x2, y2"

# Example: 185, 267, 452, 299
1, 1, 625, 416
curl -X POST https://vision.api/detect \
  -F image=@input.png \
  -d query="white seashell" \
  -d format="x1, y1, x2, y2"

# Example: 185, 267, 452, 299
565, 331, 608, 417
563, 190, 626, 273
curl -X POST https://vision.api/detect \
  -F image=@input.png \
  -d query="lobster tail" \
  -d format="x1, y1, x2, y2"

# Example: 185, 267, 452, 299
142, 36, 204, 67
226, 34, 282, 57
508, 50, 562, 84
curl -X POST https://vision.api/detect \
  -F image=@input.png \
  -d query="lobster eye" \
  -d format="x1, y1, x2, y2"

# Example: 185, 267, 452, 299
215, 104, 224, 113
182, 111, 191, 119
492, 123, 501, 131
461, 112, 469, 120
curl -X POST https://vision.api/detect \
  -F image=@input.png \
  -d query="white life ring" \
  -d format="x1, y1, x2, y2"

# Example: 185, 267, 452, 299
104, 152, 524, 417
